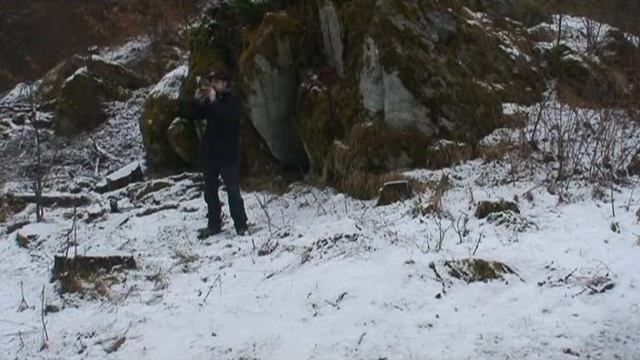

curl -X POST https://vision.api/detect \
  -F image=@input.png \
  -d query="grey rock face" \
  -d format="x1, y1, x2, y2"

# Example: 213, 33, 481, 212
245, 39, 307, 167
359, 37, 436, 136
318, 0, 345, 77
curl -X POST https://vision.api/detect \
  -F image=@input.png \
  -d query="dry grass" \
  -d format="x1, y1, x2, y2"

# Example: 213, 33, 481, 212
338, 171, 427, 200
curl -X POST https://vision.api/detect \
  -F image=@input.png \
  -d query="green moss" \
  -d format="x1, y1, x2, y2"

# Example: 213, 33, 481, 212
167, 118, 199, 166
140, 95, 184, 168
38, 56, 85, 103
0, 194, 26, 223
54, 71, 109, 136
445, 258, 517, 283
475, 200, 520, 219
238, 10, 301, 82
296, 86, 335, 177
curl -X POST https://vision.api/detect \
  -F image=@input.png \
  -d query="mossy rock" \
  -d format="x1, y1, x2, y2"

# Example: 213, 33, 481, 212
0, 194, 27, 223
86, 57, 145, 90
140, 94, 183, 168
173, 0, 546, 197
334, 121, 431, 175
54, 69, 110, 136
475, 200, 520, 219
444, 258, 517, 283
51, 56, 145, 136
351, 0, 520, 141
167, 117, 199, 166
38, 55, 85, 103
296, 69, 343, 177
41, 55, 143, 106
181, 4, 241, 103
140, 65, 191, 169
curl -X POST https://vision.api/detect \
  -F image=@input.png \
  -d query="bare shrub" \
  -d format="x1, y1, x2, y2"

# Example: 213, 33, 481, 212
527, 96, 640, 189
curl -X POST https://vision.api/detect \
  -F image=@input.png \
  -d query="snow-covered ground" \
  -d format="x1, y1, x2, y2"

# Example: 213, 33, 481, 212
1, 152, 639, 359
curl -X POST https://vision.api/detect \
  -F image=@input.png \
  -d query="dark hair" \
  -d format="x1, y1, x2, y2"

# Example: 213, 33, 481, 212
208, 69, 233, 82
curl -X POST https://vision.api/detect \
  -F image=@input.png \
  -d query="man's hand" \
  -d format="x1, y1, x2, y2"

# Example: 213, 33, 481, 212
195, 87, 216, 103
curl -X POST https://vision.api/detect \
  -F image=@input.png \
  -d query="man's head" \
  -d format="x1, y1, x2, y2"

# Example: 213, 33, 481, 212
207, 69, 233, 93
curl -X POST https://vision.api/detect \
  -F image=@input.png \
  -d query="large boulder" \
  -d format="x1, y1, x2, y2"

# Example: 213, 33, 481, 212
38, 55, 85, 103
54, 68, 111, 135
50, 56, 145, 135
41, 55, 143, 104
140, 65, 192, 168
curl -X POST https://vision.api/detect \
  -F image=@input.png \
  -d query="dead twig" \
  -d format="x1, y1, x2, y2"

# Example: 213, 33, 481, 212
17, 281, 29, 312
429, 262, 447, 296
471, 231, 484, 256
40, 285, 49, 351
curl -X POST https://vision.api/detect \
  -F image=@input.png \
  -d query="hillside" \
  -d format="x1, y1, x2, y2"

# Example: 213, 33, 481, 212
1, 1, 639, 359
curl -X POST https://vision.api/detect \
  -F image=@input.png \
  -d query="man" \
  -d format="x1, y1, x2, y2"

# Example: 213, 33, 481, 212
193, 69, 248, 238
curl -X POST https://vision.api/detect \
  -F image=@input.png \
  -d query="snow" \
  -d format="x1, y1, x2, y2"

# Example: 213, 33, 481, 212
149, 65, 188, 100
2, 136, 640, 359
62, 67, 90, 86
99, 37, 152, 65
105, 161, 141, 182
532, 15, 640, 54
0, 81, 40, 105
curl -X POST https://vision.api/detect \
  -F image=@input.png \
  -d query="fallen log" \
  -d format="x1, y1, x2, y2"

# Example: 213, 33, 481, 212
13, 193, 91, 208
52, 254, 137, 280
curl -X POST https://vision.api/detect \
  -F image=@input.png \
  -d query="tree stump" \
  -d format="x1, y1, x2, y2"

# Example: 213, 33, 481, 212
376, 180, 412, 206
52, 255, 136, 280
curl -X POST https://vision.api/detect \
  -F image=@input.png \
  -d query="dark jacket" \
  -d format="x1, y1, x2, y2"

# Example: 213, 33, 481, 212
192, 90, 243, 167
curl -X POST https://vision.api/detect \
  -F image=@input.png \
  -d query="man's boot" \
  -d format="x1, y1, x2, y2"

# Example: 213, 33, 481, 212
197, 227, 222, 239
198, 219, 222, 239
235, 223, 249, 236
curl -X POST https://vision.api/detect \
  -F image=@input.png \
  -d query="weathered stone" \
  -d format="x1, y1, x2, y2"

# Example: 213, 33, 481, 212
475, 200, 520, 219
167, 117, 199, 165
178, 0, 544, 197
86, 56, 145, 90
46, 56, 144, 135
54, 68, 109, 135
318, 0, 344, 77
140, 65, 189, 168
376, 180, 412, 206
241, 12, 308, 168
38, 55, 85, 103
95, 161, 144, 193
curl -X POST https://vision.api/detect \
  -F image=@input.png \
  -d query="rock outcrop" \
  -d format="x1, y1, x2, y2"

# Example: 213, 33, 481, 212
42, 55, 144, 135
139, 65, 194, 168
139, 0, 549, 197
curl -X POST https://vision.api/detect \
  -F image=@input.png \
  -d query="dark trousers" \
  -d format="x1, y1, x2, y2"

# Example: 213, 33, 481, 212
202, 161, 248, 230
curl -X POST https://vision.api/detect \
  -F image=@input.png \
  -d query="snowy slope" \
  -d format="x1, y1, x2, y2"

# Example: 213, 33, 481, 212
1, 156, 639, 359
